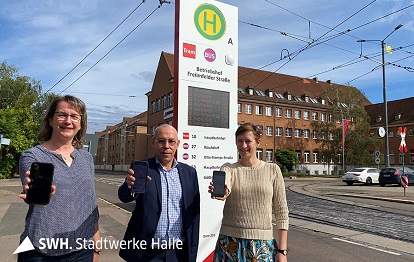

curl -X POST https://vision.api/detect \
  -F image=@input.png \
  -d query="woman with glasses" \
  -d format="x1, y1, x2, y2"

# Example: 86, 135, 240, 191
209, 123, 289, 262
18, 95, 100, 262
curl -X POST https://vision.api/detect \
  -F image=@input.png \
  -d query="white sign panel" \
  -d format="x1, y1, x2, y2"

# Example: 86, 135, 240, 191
174, 1, 238, 261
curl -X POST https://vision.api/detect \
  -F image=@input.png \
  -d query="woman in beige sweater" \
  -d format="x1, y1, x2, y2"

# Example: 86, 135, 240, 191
210, 123, 289, 262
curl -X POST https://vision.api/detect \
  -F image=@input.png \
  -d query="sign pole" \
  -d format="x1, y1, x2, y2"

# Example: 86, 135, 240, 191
399, 127, 409, 196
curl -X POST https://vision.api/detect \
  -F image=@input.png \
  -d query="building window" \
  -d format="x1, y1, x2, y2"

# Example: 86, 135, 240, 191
328, 114, 333, 122
238, 103, 242, 113
275, 127, 283, 137
257, 125, 263, 135
156, 98, 161, 111
161, 96, 166, 109
329, 133, 334, 140
313, 152, 318, 163
390, 154, 395, 164
304, 151, 310, 163
321, 113, 326, 122
266, 150, 273, 162
265, 106, 272, 116
410, 150, 414, 163
312, 112, 318, 120
151, 101, 156, 113
296, 151, 301, 163
245, 104, 252, 114
286, 128, 292, 137
303, 129, 310, 138
295, 129, 302, 138
399, 153, 404, 164
275, 108, 282, 117
304, 111, 309, 120
286, 109, 292, 118
257, 148, 263, 160
313, 130, 318, 139
294, 110, 301, 119
256, 105, 263, 115
167, 92, 173, 107
266, 126, 273, 136
389, 131, 393, 137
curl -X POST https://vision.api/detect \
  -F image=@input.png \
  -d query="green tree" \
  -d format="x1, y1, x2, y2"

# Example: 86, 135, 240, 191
0, 61, 55, 178
311, 84, 380, 172
275, 149, 299, 172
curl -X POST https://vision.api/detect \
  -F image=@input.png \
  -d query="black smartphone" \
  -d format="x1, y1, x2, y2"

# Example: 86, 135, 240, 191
212, 171, 226, 197
130, 160, 149, 194
26, 162, 54, 205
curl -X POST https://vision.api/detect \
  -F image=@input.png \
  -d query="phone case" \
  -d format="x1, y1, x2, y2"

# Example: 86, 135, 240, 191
130, 160, 149, 194
212, 170, 226, 197
26, 162, 54, 205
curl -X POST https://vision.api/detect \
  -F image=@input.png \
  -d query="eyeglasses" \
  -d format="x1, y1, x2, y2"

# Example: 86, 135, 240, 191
155, 139, 177, 146
55, 112, 82, 123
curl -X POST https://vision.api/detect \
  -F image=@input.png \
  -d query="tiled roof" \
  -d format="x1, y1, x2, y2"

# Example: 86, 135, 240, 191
161, 52, 370, 108
365, 97, 414, 127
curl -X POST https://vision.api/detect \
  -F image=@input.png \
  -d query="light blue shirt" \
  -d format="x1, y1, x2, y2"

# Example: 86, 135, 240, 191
153, 159, 184, 246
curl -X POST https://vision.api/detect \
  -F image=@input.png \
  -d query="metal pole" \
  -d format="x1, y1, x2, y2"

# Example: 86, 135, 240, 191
382, 40, 390, 167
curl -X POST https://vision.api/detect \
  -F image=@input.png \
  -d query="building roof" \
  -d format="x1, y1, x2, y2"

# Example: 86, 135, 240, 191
365, 96, 414, 127
161, 51, 370, 109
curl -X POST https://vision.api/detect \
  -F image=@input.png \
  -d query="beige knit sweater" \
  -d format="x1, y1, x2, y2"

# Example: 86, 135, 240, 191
219, 161, 289, 240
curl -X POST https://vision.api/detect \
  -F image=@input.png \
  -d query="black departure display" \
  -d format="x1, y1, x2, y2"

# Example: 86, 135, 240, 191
188, 86, 229, 128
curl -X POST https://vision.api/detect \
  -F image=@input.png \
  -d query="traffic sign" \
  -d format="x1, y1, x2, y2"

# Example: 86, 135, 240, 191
401, 175, 408, 188
375, 151, 380, 158
375, 157, 380, 164
399, 127, 408, 152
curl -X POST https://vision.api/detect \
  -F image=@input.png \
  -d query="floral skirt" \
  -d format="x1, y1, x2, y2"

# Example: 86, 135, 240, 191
213, 234, 278, 262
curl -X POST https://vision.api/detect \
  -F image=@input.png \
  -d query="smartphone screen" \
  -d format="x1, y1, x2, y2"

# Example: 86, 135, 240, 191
212, 170, 226, 197
26, 162, 54, 205
131, 160, 149, 194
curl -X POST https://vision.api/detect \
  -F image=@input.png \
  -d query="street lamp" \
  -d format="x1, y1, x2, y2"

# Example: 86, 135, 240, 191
357, 24, 403, 167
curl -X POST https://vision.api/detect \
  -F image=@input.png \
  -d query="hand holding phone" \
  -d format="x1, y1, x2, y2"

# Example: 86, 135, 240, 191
212, 171, 226, 198
130, 160, 149, 195
26, 162, 54, 205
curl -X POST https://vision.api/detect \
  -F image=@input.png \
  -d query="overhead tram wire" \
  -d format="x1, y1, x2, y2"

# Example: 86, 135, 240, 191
238, 1, 413, 90
58, 3, 167, 95
253, 0, 377, 88
44, 0, 148, 95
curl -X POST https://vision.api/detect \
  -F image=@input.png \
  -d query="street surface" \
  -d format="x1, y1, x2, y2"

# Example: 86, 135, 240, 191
1, 172, 413, 261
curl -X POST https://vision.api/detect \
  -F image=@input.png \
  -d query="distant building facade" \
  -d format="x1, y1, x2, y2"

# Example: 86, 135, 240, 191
94, 52, 413, 173
94, 112, 148, 171
145, 52, 371, 174
365, 97, 414, 166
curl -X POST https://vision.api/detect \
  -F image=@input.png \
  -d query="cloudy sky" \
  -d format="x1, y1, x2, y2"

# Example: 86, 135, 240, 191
1, 0, 413, 133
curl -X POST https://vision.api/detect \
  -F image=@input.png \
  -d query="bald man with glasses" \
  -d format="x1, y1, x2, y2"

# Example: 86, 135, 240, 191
118, 124, 200, 262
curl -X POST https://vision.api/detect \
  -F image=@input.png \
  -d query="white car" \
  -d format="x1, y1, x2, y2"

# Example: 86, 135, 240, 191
341, 167, 380, 186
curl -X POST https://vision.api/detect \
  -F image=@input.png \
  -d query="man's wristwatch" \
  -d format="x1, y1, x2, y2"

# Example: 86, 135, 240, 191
277, 249, 288, 256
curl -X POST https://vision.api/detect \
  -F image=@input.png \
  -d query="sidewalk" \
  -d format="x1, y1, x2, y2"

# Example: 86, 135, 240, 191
285, 176, 414, 204
0, 178, 129, 262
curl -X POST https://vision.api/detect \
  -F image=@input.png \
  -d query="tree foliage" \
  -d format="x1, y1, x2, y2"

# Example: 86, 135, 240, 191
311, 84, 381, 171
0, 61, 56, 178
275, 149, 299, 172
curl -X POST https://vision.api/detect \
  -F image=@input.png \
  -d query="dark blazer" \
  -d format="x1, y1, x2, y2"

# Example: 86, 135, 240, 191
118, 157, 200, 262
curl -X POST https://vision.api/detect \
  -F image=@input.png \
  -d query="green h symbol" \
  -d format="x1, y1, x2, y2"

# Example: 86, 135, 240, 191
203, 11, 217, 33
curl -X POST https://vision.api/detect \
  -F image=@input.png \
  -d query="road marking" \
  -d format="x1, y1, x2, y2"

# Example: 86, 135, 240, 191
332, 237, 401, 255
98, 197, 131, 214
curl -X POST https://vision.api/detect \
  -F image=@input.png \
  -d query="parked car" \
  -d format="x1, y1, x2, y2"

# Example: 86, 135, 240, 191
341, 167, 380, 186
378, 166, 414, 186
